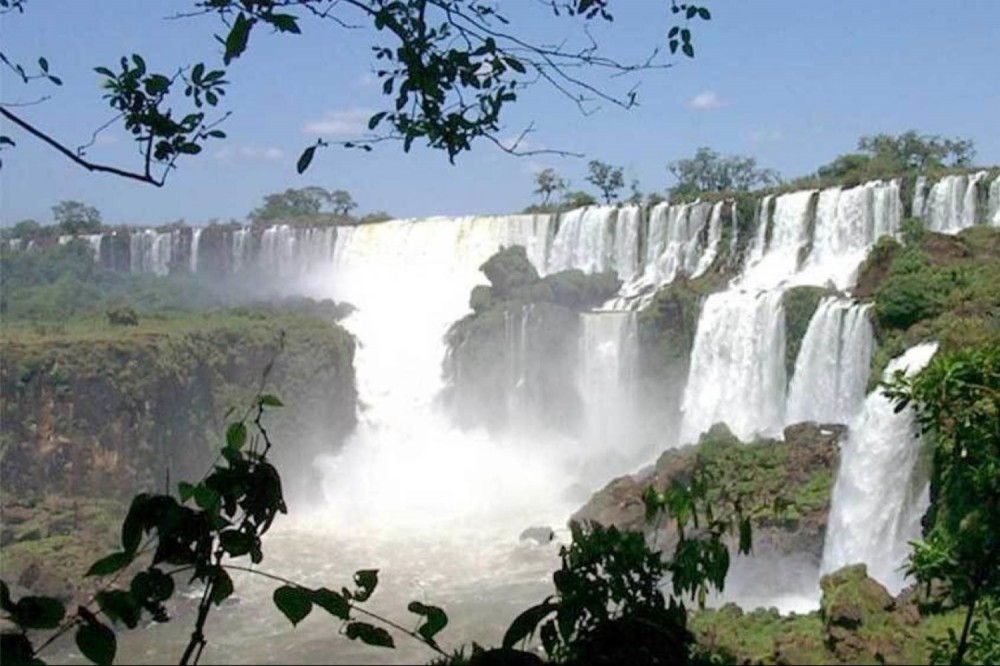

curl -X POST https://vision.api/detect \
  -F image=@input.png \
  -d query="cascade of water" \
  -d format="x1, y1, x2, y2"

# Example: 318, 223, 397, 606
231, 227, 251, 272
190, 228, 203, 274
924, 173, 988, 233
314, 215, 584, 531
730, 200, 739, 256
821, 342, 939, 594
546, 207, 617, 275
746, 195, 774, 267
739, 190, 815, 289
912, 175, 928, 219
640, 201, 716, 286
786, 298, 875, 425
612, 206, 643, 282
801, 180, 900, 290
991, 173, 1000, 226
692, 201, 725, 277
577, 311, 640, 465
679, 290, 788, 444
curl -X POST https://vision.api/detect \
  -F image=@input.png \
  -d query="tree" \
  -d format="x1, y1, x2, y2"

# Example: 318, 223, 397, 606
248, 187, 332, 223
329, 190, 357, 218
533, 168, 566, 205
585, 160, 625, 204
563, 190, 598, 209
885, 343, 1000, 665
667, 147, 780, 198
815, 131, 977, 183
52, 200, 101, 234
0, 1, 714, 184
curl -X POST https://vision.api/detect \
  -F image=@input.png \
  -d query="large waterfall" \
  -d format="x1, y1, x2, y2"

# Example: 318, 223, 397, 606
821, 342, 939, 594
786, 298, 875, 426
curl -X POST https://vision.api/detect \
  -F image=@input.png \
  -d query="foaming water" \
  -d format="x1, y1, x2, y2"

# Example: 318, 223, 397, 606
821, 342, 939, 594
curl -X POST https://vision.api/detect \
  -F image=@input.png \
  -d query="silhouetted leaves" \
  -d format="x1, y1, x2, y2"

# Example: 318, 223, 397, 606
86, 552, 133, 577
76, 613, 116, 666
296, 146, 316, 174
311, 588, 350, 620
273, 585, 313, 626
408, 601, 448, 646
346, 621, 395, 648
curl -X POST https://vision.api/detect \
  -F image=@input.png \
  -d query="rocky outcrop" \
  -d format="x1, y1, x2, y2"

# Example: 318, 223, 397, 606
574, 422, 843, 561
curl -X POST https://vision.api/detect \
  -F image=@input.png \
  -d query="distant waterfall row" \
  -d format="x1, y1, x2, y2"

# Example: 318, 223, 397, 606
913, 170, 1000, 232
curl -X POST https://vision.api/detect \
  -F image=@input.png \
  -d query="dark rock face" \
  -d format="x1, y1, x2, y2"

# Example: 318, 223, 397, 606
573, 422, 844, 562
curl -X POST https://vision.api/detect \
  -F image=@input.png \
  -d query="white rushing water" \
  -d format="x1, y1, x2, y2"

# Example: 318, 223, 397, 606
922, 171, 990, 234
786, 298, 875, 425
190, 227, 203, 274
577, 311, 643, 473
821, 342, 939, 594
679, 290, 788, 443
988, 173, 1000, 226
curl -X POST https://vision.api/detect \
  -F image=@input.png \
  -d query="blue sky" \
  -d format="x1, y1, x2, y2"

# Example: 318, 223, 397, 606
2, 0, 999, 226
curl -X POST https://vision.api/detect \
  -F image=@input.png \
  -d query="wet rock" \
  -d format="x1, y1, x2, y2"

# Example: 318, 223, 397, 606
519, 526, 554, 544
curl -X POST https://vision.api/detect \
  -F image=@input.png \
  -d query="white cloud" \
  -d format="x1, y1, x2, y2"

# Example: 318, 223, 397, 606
303, 109, 372, 136
689, 90, 725, 110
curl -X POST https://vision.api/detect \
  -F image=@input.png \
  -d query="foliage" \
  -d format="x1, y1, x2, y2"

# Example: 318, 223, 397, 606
813, 131, 976, 187
585, 160, 625, 204
52, 201, 102, 235
105, 305, 139, 327
1, 1, 713, 179
533, 169, 567, 206
248, 187, 356, 224
478, 246, 540, 299
563, 190, 598, 209
885, 343, 1000, 665
667, 147, 780, 199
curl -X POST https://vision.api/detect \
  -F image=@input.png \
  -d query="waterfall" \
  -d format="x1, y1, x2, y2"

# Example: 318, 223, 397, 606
786, 298, 875, 425
577, 311, 640, 468
190, 227, 203, 274
739, 190, 814, 289
504, 304, 533, 428
800, 180, 901, 290
314, 215, 583, 531
546, 207, 617, 274
640, 201, 717, 286
692, 201, 725, 277
821, 342, 939, 594
746, 195, 773, 266
679, 290, 787, 443
924, 172, 988, 233
912, 175, 928, 219
612, 206, 643, 282
990, 173, 1000, 226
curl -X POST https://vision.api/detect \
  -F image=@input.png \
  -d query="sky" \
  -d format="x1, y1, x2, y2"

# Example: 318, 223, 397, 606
1, 0, 999, 226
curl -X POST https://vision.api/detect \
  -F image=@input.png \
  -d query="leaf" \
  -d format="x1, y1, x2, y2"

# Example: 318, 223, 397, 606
96, 590, 140, 629
739, 517, 753, 555
76, 621, 116, 665
219, 530, 253, 557
14, 596, 65, 629
38, 57, 49, 72
1, 580, 13, 611
191, 63, 205, 83
94, 66, 114, 78
224, 13, 254, 64
682, 43, 695, 58
226, 422, 247, 450
367, 112, 387, 131
345, 621, 395, 648
408, 601, 448, 645
352, 569, 378, 602
501, 599, 556, 649
668, 26, 680, 38
121, 493, 150, 555
698, 7, 711, 20
273, 585, 312, 626
686, 6, 698, 19
0, 135, 15, 147
193, 485, 219, 511
259, 394, 283, 407
210, 568, 234, 605
311, 587, 350, 620
0, 632, 39, 665
86, 551, 133, 577
131, 568, 175, 604
268, 13, 301, 34
48, 75, 63, 86
296, 145, 316, 174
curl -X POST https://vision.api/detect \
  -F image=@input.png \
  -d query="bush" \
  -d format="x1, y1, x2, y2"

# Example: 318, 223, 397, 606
106, 305, 139, 326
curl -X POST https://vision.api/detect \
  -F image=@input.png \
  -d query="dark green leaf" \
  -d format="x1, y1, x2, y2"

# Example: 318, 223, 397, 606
178, 482, 196, 502
0, 135, 15, 147
94, 66, 114, 78
686, 6, 697, 19
311, 587, 350, 620
86, 552, 133, 577
14, 596, 65, 629
268, 13, 300, 33
668, 26, 680, 38
682, 43, 694, 58
121, 493, 149, 555
259, 394, 283, 407
96, 590, 140, 629
352, 569, 378, 602
698, 7, 711, 20
76, 621, 116, 665
367, 112, 387, 131
296, 145, 316, 174
131, 568, 175, 603
48, 74, 63, 86
346, 621, 395, 648
501, 599, 556, 649
219, 530, 253, 557
224, 13, 254, 64
408, 601, 448, 644
273, 585, 312, 626
739, 517, 753, 555
193, 485, 219, 511
210, 568, 234, 605
226, 422, 247, 450
38, 57, 48, 72
191, 63, 205, 83
0, 632, 39, 665
1, 580, 13, 612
